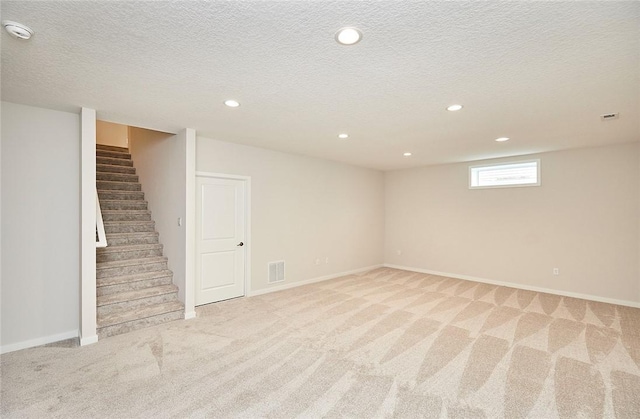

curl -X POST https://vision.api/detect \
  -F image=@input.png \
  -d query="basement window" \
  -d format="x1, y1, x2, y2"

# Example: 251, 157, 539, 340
469, 159, 540, 189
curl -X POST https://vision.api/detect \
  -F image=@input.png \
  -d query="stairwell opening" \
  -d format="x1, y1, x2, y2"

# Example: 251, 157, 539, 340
95, 121, 185, 338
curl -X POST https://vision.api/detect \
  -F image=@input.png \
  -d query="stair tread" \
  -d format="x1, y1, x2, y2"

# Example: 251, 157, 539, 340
103, 220, 154, 225
100, 199, 148, 204
97, 256, 167, 269
100, 200, 148, 207
97, 174, 139, 181
97, 301, 184, 328
97, 269, 173, 286
97, 150, 131, 157
96, 145, 129, 152
97, 243, 162, 253
97, 189, 143, 193
106, 231, 158, 237
97, 180, 141, 186
97, 166, 136, 174
101, 210, 151, 214
97, 284, 178, 307
97, 190, 144, 198
96, 155, 132, 162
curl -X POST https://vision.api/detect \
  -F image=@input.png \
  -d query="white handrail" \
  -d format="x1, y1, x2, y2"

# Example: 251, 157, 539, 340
96, 189, 107, 248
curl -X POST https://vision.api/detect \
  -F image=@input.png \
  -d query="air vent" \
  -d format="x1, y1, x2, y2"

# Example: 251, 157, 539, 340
268, 261, 285, 283
600, 113, 619, 121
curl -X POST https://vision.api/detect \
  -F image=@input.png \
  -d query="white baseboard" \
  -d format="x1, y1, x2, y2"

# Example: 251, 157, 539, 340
184, 311, 197, 320
1, 330, 79, 354
247, 264, 383, 297
80, 335, 98, 346
384, 263, 640, 309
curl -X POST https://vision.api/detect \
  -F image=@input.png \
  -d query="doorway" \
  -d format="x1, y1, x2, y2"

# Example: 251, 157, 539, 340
195, 173, 250, 305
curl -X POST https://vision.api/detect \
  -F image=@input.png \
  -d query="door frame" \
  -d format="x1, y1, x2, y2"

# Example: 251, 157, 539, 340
194, 171, 251, 303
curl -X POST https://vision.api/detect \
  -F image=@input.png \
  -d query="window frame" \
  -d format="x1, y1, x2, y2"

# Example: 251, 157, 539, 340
468, 159, 541, 189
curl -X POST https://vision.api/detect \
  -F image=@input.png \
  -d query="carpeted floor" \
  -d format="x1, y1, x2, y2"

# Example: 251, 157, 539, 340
2, 267, 640, 418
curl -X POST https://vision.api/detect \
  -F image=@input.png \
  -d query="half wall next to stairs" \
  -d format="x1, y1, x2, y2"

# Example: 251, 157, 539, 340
128, 127, 194, 316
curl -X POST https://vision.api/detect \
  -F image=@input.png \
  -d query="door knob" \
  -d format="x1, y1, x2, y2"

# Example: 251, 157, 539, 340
237, 242, 244, 247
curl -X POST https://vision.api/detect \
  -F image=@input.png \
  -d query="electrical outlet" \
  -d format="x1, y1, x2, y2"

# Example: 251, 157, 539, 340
553, 268, 559, 275
315, 258, 320, 266
325, 257, 329, 264
396, 250, 402, 256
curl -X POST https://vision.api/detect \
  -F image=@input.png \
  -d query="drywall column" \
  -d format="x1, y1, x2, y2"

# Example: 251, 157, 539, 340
0, 103, 3, 347
183, 128, 196, 319
80, 108, 98, 345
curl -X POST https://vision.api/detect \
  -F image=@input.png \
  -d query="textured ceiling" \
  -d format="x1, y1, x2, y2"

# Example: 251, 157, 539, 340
1, 1, 639, 170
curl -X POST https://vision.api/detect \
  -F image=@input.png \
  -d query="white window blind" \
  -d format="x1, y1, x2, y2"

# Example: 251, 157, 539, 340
470, 160, 540, 189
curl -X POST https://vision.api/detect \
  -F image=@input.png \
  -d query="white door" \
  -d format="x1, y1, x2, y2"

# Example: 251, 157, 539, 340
195, 176, 246, 305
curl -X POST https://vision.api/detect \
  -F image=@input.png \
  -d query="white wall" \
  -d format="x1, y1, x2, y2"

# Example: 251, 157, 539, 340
96, 120, 128, 148
1, 102, 81, 352
196, 137, 385, 294
128, 127, 190, 312
385, 142, 640, 304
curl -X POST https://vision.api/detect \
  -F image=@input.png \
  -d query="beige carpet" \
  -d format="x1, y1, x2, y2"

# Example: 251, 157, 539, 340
2, 267, 640, 418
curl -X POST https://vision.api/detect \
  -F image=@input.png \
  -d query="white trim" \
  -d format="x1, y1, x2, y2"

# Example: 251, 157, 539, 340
1, 330, 79, 354
247, 264, 383, 297
184, 311, 197, 320
469, 158, 541, 189
80, 335, 98, 346
195, 171, 252, 300
384, 263, 640, 309
245, 179, 252, 295
80, 108, 98, 345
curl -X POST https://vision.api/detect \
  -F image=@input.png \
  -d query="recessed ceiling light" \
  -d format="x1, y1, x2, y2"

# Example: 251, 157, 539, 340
2, 20, 33, 40
338, 133, 349, 139
495, 137, 510, 142
446, 104, 463, 111
224, 99, 240, 108
335, 27, 362, 45
403, 152, 412, 157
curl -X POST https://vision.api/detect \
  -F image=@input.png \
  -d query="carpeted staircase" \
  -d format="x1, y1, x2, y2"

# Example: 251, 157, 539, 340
96, 144, 184, 339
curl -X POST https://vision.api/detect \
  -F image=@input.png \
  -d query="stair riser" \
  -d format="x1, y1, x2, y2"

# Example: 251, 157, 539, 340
97, 173, 139, 183
98, 292, 179, 317
97, 261, 168, 279
97, 276, 173, 296
97, 150, 132, 159
97, 310, 183, 339
104, 223, 155, 234
102, 212, 152, 222
97, 165, 136, 175
97, 181, 141, 191
98, 191, 145, 201
107, 234, 159, 246
96, 145, 129, 153
96, 248, 163, 263
100, 201, 148, 211
96, 157, 134, 167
